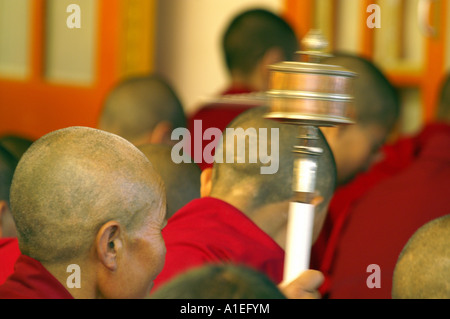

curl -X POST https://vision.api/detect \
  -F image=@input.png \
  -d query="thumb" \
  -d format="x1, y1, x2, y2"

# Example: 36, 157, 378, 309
278, 270, 325, 299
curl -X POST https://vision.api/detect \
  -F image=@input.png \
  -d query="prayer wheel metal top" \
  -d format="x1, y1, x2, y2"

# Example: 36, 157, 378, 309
265, 29, 357, 126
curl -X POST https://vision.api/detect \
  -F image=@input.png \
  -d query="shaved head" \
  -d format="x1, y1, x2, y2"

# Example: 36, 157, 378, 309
151, 264, 286, 299
138, 143, 201, 219
98, 74, 186, 144
212, 106, 336, 214
392, 215, 450, 299
10, 127, 165, 264
321, 54, 400, 185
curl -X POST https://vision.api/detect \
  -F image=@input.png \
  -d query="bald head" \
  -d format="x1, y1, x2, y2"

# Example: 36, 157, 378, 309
320, 54, 400, 185
98, 74, 186, 145
138, 143, 201, 219
10, 127, 165, 264
211, 106, 336, 214
151, 264, 286, 299
392, 215, 450, 299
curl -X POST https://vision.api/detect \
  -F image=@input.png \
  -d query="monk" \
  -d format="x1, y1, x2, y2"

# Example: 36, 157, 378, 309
0, 127, 166, 298
324, 74, 450, 298
138, 143, 201, 220
188, 8, 299, 170
154, 106, 336, 298
0, 126, 329, 299
0, 145, 21, 285
151, 264, 287, 299
98, 74, 186, 146
320, 54, 400, 187
311, 54, 401, 294
0, 145, 17, 239
392, 215, 450, 299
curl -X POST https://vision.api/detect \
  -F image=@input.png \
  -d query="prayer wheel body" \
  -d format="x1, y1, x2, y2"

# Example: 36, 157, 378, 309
265, 61, 356, 126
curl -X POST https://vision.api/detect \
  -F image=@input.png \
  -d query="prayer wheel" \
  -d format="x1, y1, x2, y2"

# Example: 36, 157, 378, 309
265, 29, 356, 126
265, 29, 357, 283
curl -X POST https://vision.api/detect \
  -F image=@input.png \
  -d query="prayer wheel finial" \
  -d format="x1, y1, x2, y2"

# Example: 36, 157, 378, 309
298, 29, 332, 63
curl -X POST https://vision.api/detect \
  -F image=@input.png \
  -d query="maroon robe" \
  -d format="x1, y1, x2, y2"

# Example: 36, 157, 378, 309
323, 123, 450, 298
0, 238, 21, 285
152, 197, 285, 292
0, 254, 73, 299
187, 85, 260, 170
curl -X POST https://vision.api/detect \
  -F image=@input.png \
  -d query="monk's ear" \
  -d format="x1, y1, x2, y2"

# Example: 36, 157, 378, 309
260, 47, 283, 70
200, 168, 213, 198
258, 47, 284, 86
96, 221, 122, 271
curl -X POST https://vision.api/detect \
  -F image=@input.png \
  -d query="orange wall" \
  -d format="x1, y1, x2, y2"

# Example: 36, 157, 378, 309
0, 0, 135, 140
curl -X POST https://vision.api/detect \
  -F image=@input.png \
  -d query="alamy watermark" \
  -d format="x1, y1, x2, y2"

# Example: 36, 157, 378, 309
66, 264, 81, 289
66, 4, 81, 29
171, 120, 280, 175
367, 4, 381, 29
366, 264, 381, 289
65, 262, 382, 291
66, 3, 381, 30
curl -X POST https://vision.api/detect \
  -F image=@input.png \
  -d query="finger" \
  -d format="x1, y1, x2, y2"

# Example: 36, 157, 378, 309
312, 194, 324, 207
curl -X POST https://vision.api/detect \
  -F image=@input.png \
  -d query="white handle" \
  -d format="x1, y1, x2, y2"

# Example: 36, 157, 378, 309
282, 202, 315, 284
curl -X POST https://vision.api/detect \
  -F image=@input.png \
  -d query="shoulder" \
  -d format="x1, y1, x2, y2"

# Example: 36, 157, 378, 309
0, 238, 21, 285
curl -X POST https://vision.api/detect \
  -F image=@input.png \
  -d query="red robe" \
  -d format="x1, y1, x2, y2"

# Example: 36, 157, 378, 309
187, 85, 259, 171
311, 130, 418, 295
0, 238, 21, 285
152, 197, 285, 291
0, 254, 73, 299
322, 123, 450, 299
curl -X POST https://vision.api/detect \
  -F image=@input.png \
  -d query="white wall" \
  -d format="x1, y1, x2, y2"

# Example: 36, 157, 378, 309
45, 0, 98, 85
0, 0, 31, 79
334, 0, 362, 54
154, 0, 283, 115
